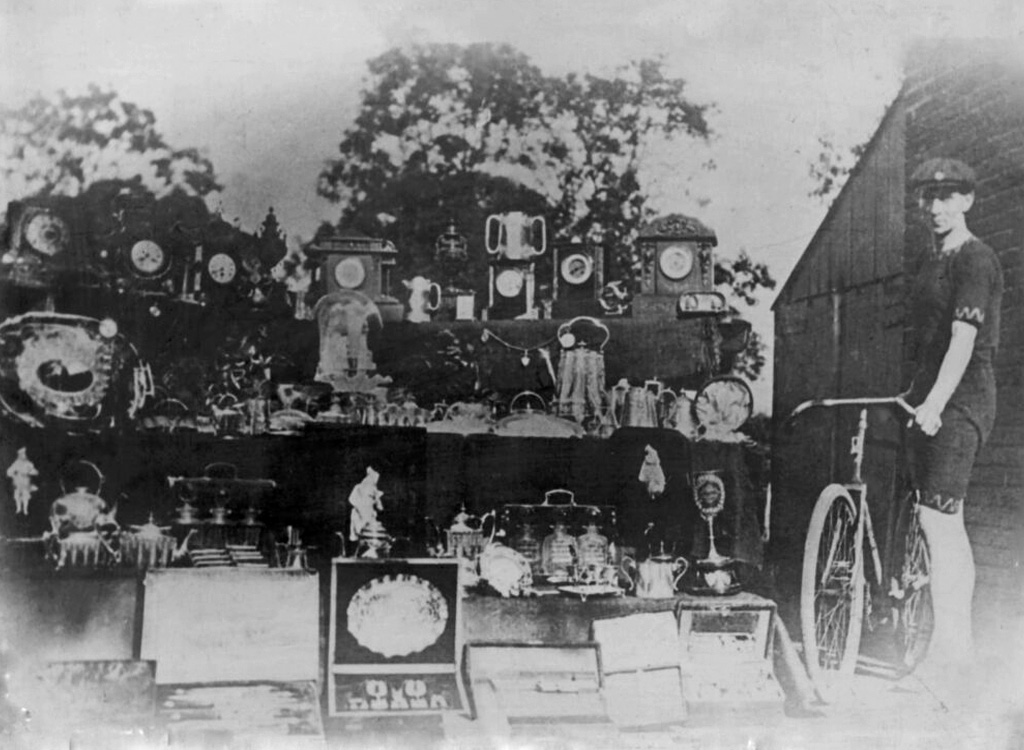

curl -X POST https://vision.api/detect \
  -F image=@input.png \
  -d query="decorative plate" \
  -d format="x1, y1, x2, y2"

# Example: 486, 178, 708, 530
347, 574, 449, 658
24, 210, 70, 256
693, 376, 753, 433
557, 584, 624, 600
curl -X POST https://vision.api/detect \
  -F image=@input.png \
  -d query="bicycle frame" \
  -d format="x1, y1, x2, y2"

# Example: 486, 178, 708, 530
790, 396, 914, 596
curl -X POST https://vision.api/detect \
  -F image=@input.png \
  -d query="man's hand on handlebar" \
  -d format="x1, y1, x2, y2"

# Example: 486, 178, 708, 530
912, 399, 943, 436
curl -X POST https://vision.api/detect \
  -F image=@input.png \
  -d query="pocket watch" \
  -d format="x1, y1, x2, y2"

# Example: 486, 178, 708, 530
658, 244, 694, 280
128, 239, 171, 278
495, 268, 524, 298
560, 253, 594, 285
206, 252, 238, 285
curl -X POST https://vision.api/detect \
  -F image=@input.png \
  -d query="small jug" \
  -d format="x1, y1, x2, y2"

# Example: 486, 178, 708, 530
403, 276, 442, 323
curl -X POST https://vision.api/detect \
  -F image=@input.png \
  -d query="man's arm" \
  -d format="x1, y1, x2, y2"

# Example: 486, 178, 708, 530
913, 321, 977, 435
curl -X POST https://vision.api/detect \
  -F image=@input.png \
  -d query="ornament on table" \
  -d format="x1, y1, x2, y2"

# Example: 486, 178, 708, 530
270, 249, 315, 320
402, 276, 441, 323
348, 467, 384, 543
638, 444, 666, 499
6, 447, 39, 516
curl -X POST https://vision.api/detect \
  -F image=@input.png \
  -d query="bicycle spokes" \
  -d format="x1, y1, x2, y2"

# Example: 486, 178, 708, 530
809, 496, 861, 673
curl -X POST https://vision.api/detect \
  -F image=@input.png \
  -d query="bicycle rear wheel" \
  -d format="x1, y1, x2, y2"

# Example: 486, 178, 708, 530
889, 492, 933, 672
801, 484, 865, 692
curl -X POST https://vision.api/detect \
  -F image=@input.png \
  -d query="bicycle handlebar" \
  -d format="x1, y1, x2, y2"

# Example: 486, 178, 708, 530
787, 395, 914, 422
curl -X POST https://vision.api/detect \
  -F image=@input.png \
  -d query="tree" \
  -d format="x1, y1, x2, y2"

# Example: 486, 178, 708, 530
808, 134, 866, 204
0, 84, 221, 204
715, 250, 776, 381
318, 43, 712, 286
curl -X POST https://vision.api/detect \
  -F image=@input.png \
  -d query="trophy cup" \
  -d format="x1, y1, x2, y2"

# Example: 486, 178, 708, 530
691, 470, 739, 595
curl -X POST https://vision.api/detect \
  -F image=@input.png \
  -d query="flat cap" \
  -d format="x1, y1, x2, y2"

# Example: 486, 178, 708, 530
910, 157, 976, 191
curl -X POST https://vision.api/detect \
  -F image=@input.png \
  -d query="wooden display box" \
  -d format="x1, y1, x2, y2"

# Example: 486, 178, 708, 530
464, 642, 611, 726
675, 592, 784, 716
140, 568, 324, 747
328, 558, 467, 718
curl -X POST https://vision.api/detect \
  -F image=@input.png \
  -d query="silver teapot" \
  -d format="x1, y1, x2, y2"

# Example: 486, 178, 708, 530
621, 548, 689, 599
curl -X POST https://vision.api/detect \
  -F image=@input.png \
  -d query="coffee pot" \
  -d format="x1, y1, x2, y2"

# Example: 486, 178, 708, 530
485, 211, 547, 261
609, 379, 664, 428
621, 545, 689, 599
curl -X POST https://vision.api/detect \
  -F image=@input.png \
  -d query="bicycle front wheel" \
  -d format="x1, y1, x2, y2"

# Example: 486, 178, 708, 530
801, 484, 865, 692
890, 492, 933, 672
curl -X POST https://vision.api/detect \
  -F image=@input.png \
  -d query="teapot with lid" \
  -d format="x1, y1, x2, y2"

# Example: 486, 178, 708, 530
621, 543, 689, 599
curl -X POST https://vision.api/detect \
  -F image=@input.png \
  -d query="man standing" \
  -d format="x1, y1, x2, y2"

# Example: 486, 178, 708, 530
905, 158, 1003, 675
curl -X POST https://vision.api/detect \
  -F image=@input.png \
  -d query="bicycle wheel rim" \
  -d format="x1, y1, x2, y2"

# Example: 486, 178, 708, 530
892, 498, 933, 671
801, 485, 865, 692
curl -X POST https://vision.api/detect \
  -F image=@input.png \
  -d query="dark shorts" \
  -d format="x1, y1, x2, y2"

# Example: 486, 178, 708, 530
909, 407, 981, 514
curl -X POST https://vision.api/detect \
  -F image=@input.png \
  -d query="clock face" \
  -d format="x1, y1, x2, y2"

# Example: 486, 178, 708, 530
128, 239, 169, 277
207, 252, 237, 285
495, 268, 524, 298
658, 244, 694, 281
560, 253, 594, 285
24, 212, 70, 256
334, 257, 367, 289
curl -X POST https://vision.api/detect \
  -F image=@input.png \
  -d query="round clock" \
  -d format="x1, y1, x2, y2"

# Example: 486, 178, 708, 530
334, 257, 367, 289
658, 244, 694, 281
206, 252, 237, 285
495, 268, 524, 298
560, 253, 594, 285
128, 239, 169, 278
693, 376, 753, 434
24, 212, 70, 256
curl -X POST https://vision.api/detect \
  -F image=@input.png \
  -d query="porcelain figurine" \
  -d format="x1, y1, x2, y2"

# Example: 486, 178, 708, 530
6, 447, 38, 516
349, 466, 384, 543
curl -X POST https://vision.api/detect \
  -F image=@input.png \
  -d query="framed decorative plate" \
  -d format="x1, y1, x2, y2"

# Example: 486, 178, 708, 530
693, 376, 753, 433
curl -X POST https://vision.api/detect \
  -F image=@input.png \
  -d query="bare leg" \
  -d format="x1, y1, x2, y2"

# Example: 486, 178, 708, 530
917, 504, 975, 663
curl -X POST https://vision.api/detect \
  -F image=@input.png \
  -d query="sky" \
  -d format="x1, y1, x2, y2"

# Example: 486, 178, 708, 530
2, 0, 1022, 409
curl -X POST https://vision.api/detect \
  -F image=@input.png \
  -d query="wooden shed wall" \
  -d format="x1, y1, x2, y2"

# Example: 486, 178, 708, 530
770, 101, 907, 608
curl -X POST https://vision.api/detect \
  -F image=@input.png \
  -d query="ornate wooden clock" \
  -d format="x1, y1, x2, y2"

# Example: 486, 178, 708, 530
634, 214, 723, 319
305, 228, 398, 304
552, 242, 604, 318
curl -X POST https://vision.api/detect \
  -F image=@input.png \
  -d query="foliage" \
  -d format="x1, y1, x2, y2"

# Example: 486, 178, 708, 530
0, 84, 221, 203
318, 43, 713, 289
808, 134, 866, 203
715, 250, 776, 307
714, 250, 776, 381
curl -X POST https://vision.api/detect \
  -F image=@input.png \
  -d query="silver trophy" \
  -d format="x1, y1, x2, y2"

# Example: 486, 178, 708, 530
692, 470, 739, 595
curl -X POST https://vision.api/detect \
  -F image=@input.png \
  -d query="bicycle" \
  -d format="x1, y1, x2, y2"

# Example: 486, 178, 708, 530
787, 396, 933, 698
